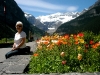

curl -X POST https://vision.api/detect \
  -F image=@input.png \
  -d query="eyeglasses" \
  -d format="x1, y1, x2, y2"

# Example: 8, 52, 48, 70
16, 25, 22, 27
18, 26, 22, 27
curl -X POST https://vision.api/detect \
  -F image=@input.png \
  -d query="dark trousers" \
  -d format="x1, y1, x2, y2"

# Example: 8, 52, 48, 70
5, 48, 25, 59
5, 46, 30, 59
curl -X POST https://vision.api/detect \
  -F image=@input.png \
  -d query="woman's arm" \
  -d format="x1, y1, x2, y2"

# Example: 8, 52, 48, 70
12, 43, 16, 48
12, 43, 17, 50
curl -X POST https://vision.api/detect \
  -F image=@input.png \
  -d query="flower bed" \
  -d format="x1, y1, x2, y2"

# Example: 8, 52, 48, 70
27, 32, 100, 74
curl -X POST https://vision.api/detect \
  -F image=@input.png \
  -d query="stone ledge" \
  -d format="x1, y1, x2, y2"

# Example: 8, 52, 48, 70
2, 72, 100, 75
0, 43, 13, 48
0, 55, 31, 75
0, 63, 7, 72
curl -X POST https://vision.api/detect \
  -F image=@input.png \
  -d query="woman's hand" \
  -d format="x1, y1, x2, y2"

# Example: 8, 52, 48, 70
12, 43, 17, 50
12, 48, 16, 50
12, 47, 18, 50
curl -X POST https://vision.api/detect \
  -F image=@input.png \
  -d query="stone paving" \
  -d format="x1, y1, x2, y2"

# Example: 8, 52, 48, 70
1, 72, 100, 75
0, 42, 37, 62
0, 42, 100, 75
2, 55, 31, 73
0, 42, 37, 75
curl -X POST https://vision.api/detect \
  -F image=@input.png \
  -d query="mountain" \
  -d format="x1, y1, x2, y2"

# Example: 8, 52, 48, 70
37, 12, 81, 23
55, 0, 100, 35
36, 10, 88, 34
25, 13, 48, 31
0, 0, 32, 39
24, 5, 89, 34
0, 0, 45, 39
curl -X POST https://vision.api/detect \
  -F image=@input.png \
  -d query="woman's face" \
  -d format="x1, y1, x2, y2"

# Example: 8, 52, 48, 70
16, 24, 22, 32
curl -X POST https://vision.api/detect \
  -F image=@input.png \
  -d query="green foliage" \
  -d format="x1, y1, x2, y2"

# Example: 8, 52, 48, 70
0, 38, 13, 43
27, 32, 100, 74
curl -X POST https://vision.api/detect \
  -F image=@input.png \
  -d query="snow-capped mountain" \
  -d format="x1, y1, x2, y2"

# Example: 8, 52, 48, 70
24, 8, 88, 34
36, 12, 80, 23
36, 12, 82, 33
24, 12, 48, 31
24, 12, 36, 24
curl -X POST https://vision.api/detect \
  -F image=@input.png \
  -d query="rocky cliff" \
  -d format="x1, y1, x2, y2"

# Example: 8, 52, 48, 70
0, 0, 32, 38
25, 13, 48, 31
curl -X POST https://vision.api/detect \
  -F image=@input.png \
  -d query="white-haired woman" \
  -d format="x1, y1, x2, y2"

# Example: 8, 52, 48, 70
5, 21, 28, 59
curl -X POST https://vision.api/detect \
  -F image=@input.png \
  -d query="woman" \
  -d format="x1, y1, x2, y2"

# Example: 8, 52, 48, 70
5, 21, 27, 59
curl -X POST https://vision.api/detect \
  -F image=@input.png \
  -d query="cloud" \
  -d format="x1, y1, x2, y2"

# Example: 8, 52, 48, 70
15, 0, 78, 13
21, 6, 54, 13
67, 6, 78, 11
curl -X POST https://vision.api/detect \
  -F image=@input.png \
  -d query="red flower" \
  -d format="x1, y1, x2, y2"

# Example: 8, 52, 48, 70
85, 44, 89, 48
77, 33, 84, 37
89, 40, 94, 45
62, 60, 66, 65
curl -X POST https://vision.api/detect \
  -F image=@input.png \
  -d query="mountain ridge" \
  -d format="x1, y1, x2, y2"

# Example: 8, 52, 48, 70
24, 0, 99, 34
25, 12, 48, 31
36, 12, 81, 23
55, 0, 100, 34
25, 9, 88, 34
34, 9, 89, 34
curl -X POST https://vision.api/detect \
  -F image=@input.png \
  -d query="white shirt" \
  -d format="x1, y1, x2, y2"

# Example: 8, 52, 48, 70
14, 31, 26, 48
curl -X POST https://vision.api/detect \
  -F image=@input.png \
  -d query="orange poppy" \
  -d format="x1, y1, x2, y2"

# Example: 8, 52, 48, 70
47, 44, 53, 50
33, 53, 39, 57
43, 41, 49, 45
62, 41, 67, 44
74, 37, 79, 42
75, 41, 79, 45
64, 34, 69, 39
56, 40, 62, 45
92, 44, 97, 49
95, 43, 100, 47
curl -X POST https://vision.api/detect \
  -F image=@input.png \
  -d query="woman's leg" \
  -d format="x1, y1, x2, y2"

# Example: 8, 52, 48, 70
5, 50, 19, 59
5, 47, 29, 59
